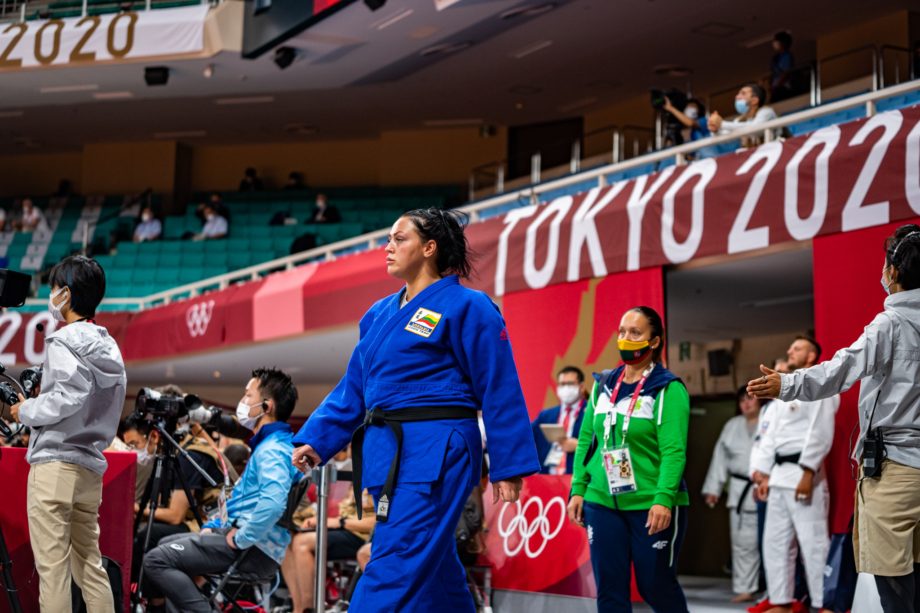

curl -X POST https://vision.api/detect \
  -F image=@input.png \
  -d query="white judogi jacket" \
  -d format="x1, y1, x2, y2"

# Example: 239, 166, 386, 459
703, 415, 758, 513
749, 396, 839, 489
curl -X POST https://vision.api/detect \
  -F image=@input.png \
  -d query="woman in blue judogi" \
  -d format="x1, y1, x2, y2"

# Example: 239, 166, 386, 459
292, 208, 540, 612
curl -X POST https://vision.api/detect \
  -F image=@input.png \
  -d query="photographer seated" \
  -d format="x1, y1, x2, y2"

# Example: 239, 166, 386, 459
143, 368, 302, 613
128, 410, 227, 583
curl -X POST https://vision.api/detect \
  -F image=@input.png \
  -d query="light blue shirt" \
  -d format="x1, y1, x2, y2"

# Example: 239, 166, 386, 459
201, 215, 228, 238
203, 423, 300, 563
134, 219, 162, 242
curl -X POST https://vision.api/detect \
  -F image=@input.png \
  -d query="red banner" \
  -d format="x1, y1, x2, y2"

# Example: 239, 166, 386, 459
0, 447, 136, 613
482, 475, 594, 597
503, 268, 664, 418
470, 106, 920, 296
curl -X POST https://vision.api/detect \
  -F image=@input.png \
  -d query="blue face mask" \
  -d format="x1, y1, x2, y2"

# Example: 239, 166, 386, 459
734, 98, 749, 115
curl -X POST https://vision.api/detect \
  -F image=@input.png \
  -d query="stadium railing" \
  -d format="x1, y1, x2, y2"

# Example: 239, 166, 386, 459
16, 77, 920, 313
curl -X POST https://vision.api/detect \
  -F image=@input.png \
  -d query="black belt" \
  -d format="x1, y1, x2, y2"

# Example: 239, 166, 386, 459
351, 406, 478, 522
729, 472, 753, 515
775, 452, 801, 465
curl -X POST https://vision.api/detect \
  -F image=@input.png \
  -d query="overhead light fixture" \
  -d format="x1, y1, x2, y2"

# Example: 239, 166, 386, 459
739, 294, 812, 308
372, 8, 412, 30
144, 66, 169, 87
422, 118, 483, 127
742, 32, 778, 48
214, 96, 275, 105
93, 91, 134, 100
40, 84, 99, 94
419, 40, 472, 57
500, 3, 556, 20
653, 64, 693, 78
511, 40, 553, 60
364, 0, 386, 10
558, 96, 598, 113
203, 64, 214, 79
273, 46, 297, 69
153, 130, 207, 139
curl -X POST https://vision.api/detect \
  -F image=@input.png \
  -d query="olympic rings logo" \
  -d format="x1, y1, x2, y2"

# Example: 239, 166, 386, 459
186, 300, 215, 338
496, 495, 566, 559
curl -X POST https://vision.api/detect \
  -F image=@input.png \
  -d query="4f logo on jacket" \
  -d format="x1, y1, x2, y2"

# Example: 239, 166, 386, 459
405, 308, 442, 338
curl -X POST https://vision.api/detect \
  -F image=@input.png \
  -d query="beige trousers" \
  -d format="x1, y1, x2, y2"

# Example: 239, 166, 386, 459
855, 459, 920, 576
27, 461, 114, 613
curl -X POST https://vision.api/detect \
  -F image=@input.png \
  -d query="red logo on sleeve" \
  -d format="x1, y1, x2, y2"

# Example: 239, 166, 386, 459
500, 328, 509, 341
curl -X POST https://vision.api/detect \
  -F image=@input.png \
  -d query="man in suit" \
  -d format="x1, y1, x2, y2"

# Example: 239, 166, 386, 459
531, 366, 587, 475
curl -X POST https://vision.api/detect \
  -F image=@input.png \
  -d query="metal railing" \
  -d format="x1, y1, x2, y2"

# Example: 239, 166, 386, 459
18, 76, 919, 313
1, 0, 213, 23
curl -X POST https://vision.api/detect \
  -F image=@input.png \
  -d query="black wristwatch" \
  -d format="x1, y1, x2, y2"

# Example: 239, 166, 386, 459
339, 516, 346, 530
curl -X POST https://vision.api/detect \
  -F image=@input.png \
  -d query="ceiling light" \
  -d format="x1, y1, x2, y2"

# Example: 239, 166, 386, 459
372, 8, 413, 30
274, 46, 297, 70
500, 3, 556, 20
653, 64, 693, 77
40, 84, 99, 94
144, 66, 169, 87
423, 118, 483, 127
739, 294, 812, 308
153, 130, 207, 139
93, 91, 134, 100
691, 22, 744, 38
511, 40, 552, 60
420, 40, 472, 57
509, 84, 542, 95
203, 64, 214, 78
742, 32, 779, 48
558, 96, 598, 113
214, 96, 275, 105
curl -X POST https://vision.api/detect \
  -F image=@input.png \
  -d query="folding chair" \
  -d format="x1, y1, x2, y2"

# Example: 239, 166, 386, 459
205, 477, 309, 612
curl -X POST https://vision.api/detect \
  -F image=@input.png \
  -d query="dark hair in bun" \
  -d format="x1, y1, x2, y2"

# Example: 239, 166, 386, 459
401, 208, 474, 279
886, 224, 920, 291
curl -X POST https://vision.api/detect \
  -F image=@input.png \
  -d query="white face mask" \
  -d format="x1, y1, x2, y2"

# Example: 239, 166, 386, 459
556, 384, 581, 406
137, 447, 153, 466
236, 400, 263, 431
881, 266, 892, 295
48, 287, 68, 323
685, 107, 699, 120
142, 213, 153, 222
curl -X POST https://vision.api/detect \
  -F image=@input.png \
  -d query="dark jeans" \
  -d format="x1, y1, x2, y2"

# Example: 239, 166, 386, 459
132, 522, 189, 582
143, 530, 276, 613
876, 565, 920, 613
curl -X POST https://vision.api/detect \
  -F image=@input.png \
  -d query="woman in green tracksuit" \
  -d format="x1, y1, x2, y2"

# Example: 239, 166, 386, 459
567, 306, 690, 612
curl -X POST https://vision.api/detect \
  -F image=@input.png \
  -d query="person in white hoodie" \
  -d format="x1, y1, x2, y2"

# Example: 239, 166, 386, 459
10, 255, 127, 613
749, 224, 920, 613
749, 336, 839, 613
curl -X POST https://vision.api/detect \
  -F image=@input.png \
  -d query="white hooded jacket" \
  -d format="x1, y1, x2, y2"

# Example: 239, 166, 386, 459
19, 321, 127, 475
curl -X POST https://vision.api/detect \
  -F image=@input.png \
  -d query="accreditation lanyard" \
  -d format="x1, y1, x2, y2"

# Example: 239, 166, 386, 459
603, 364, 654, 450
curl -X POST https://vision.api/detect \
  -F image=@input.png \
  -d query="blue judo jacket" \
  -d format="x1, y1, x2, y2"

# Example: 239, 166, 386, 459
293, 275, 540, 490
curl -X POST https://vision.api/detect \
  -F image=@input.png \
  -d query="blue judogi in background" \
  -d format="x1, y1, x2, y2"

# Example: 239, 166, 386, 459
293, 275, 539, 612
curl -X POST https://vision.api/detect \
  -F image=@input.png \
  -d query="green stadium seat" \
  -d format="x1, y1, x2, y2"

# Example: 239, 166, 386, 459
108, 269, 134, 285
154, 268, 182, 285
181, 253, 206, 267
159, 253, 181, 267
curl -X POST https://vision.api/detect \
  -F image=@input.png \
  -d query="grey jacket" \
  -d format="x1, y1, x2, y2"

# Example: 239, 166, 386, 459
779, 288, 920, 469
19, 321, 127, 475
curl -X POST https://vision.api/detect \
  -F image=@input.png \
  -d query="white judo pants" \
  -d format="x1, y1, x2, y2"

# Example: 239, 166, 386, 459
763, 483, 830, 608
730, 510, 761, 595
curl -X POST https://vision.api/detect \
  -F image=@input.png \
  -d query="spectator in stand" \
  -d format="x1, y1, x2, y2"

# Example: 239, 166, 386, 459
281, 489, 376, 613
770, 31, 796, 103
0, 206, 7, 233
195, 204, 228, 241
702, 387, 762, 603
662, 97, 711, 143
708, 83, 777, 143
284, 171, 307, 191
238, 167, 263, 192
133, 206, 162, 243
531, 366, 587, 475
307, 193, 341, 224
18, 198, 48, 233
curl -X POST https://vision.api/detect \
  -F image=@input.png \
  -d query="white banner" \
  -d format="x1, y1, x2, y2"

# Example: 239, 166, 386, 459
0, 4, 209, 70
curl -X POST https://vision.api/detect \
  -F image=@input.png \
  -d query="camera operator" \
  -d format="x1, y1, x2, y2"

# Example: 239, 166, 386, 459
127, 410, 226, 585
9, 255, 127, 612
662, 96, 710, 143
143, 368, 301, 613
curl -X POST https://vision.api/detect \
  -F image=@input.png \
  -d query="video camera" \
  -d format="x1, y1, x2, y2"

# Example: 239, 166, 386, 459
132, 388, 252, 439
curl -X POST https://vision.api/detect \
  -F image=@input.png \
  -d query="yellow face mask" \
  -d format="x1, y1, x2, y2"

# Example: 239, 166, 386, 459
617, 338, 652, 364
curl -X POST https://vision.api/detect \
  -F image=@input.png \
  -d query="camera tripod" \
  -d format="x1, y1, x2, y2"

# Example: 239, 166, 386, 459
131, 424, 218, 611
0, 513, 23, 613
